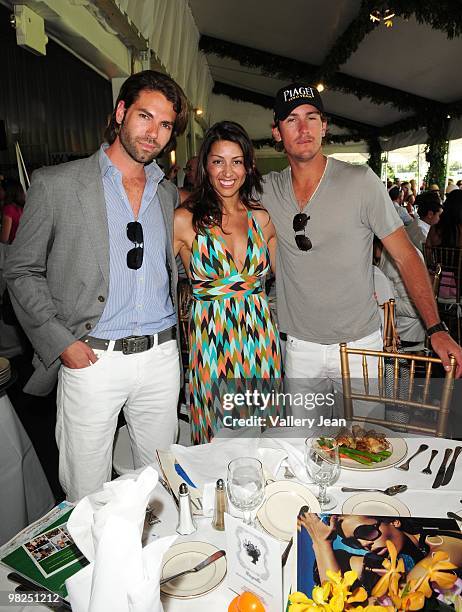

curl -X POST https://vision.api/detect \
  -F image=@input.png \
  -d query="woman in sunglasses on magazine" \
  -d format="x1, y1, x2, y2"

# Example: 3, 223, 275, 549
297, 511, 462, 596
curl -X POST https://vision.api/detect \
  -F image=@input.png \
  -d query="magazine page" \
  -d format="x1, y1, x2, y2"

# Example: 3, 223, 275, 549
296, 511, 462, 608
1, 509, 88, 598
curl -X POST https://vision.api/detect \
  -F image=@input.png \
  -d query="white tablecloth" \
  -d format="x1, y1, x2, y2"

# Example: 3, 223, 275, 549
0, 393, 54, 548
1, 435, 461, 611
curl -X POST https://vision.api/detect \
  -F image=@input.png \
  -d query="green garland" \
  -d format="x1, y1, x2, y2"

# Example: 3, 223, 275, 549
366, 138, 382, 176
424, 115, 449, 189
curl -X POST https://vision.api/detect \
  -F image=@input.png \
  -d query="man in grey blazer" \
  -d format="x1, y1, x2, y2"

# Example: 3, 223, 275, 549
5, 70, 189, 501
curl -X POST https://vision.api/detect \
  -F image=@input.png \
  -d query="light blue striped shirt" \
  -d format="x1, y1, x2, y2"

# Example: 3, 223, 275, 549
91, 145, 176, 339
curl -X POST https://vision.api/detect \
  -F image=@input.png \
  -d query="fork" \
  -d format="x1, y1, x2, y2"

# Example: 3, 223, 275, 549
396, 443, 429, 471
421, 449, 438, 474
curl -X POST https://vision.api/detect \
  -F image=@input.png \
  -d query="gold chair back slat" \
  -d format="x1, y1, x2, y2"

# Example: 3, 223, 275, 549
423, 362, 432, 404
393, 356, 399, 399
362, 354, 369, 393
407, 360, 416, 401
378, 355, 384, 394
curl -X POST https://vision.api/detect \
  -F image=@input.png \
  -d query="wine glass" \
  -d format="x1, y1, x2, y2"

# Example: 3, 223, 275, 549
304, 436, 340, 511
227, 457, 265, 526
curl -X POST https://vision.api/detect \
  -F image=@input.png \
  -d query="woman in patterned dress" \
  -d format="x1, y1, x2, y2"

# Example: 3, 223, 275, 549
174, 121, 282, 444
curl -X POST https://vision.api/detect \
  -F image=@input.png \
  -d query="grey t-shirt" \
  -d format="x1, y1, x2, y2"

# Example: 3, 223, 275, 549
262, 157, 403, 344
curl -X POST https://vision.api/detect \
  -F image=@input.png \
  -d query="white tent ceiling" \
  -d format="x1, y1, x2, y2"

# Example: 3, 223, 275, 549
188, 0, 462, 150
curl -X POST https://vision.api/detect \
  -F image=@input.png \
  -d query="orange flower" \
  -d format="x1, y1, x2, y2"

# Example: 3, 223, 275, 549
412, 551, 457, 598
390, 581, 425, 611
371, 540, 405, 598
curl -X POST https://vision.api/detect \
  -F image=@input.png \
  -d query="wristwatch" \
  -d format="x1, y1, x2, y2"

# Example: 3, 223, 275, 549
426, 321, 449, 336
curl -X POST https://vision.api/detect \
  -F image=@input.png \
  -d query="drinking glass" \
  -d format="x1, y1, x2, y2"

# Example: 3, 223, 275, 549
227, 457, 265, 526
304, 436, 340, 511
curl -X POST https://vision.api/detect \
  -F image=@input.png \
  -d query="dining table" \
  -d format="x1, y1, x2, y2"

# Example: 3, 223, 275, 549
1, 431, 461, 612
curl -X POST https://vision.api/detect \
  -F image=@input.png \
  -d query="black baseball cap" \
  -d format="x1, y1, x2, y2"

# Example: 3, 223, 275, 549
273, 83, 324, 122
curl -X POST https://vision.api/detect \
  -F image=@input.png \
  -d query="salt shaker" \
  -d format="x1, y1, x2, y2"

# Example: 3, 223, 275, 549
212, 478, 228, 531
176, 483, 197, 535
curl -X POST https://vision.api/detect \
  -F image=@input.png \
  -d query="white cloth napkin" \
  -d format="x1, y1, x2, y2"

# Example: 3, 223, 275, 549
266, 437, 311, 483
171, 438, 260, 486
65, 467, 176, 612
171, 437, 287, 487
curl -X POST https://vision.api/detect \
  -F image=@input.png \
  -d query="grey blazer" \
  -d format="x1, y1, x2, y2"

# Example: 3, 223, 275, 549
5, 151, 180, 396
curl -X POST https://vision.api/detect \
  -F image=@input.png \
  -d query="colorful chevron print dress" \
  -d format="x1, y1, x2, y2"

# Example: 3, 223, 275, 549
189, 210, 282, 444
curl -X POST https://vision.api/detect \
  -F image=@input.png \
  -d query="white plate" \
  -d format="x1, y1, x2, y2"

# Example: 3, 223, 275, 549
160, 541, 227, 599
257, 480, 321, 541
330, 423, 408, 471
342, 492, 410, 516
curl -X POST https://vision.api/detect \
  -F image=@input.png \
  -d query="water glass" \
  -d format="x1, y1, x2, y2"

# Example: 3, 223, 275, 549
304, 436, 340, 511
227, 457, 265, 526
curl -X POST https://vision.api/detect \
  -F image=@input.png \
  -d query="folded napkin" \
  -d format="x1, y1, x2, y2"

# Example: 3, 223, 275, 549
267, 437, 311, 483
66, 467, 176, 612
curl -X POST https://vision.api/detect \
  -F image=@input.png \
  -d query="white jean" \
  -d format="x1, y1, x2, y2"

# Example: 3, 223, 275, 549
56, 339, 180, 501
284, 329, 383, 422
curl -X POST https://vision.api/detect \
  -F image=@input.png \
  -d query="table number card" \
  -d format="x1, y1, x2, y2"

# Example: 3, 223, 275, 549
224, 513, 283, 611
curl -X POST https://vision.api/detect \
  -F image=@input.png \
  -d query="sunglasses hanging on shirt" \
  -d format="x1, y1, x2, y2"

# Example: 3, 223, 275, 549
293, 213, 312, 251
126, 221, 144, 269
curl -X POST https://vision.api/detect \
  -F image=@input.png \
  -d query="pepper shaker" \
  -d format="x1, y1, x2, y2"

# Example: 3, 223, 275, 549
212, 478, 228, 531
176, 483, 197, 535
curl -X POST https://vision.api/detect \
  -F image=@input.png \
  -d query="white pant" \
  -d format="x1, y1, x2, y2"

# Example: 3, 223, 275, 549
284, 329, 383, 421
56, 339, 180, 501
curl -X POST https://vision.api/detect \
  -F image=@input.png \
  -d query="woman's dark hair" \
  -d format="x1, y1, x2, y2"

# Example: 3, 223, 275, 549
186, 121, 263, 234
104, 70, 188, 154
434, 188, 462, 246
3, 178, 25, 207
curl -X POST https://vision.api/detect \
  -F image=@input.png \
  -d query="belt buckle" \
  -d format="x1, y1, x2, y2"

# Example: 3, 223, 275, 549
122, 336, 149, 354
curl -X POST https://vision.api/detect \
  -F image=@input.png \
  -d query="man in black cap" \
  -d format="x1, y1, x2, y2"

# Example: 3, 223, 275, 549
262, 83, 462, 423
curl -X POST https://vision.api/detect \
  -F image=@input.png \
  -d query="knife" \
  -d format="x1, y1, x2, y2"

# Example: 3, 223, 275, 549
160, 549, 225, 585
432, 448, 453, 489
174, 460, 197, 488
441, 446, 462, 486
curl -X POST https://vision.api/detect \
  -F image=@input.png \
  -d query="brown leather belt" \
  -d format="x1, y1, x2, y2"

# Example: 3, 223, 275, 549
83, 327, 176, 354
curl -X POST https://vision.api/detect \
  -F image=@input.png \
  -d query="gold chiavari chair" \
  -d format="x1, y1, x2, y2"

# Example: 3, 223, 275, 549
339, 343, 456, 437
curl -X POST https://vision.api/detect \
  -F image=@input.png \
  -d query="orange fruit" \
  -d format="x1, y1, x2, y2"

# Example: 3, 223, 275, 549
228, 591, 265, 612
228, 594, 240, 611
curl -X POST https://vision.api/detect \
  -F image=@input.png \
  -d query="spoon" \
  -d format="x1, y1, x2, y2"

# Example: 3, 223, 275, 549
341, 485, 407, 496
395, 443, 429, 471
